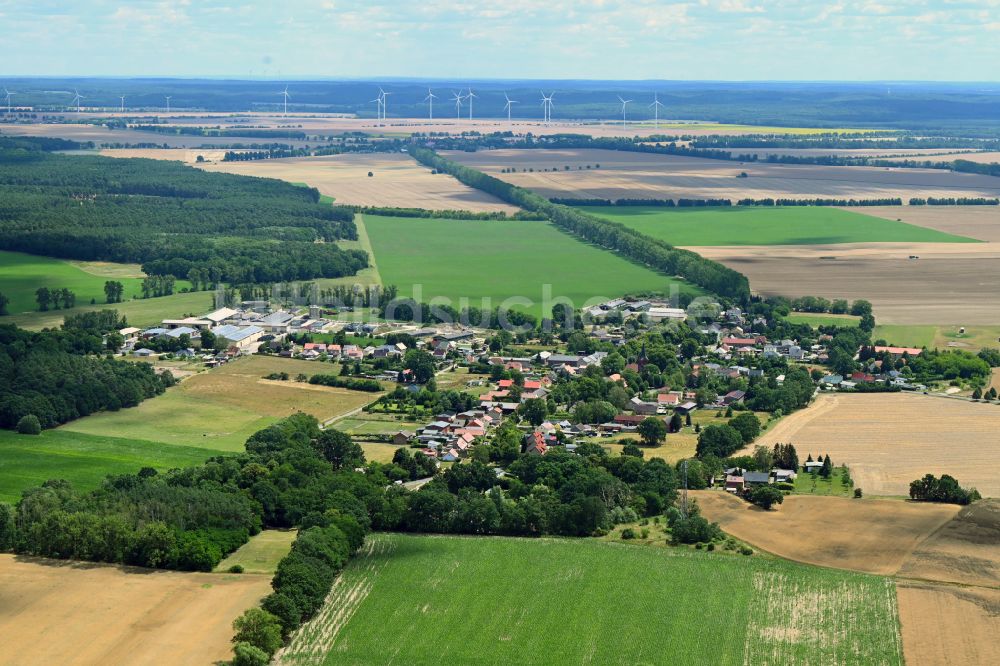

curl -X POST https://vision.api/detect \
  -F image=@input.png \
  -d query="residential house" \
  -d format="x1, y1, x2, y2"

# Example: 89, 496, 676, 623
629, 396, 659, 416
744, 472, 771, 487
522, 432, 547, 456
391, 431, 415, 446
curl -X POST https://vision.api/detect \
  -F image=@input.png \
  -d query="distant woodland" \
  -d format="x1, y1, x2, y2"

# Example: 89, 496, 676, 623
0, 138, 367, 283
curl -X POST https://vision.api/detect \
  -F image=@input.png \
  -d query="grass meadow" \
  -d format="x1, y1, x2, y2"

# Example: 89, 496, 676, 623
0, 429, 211, 503
60, 355, 383, 452
215, 530, 297, 574
277, 533, 902, 666
363, 214, 697, 317
874, 324, 1000, 352
786, 312, 861, 328
6, 289, 213, 330
0, 250, 197, 318
583, 206, 976, 246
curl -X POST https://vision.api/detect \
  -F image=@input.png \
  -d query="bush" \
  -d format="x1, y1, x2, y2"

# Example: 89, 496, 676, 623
707, 542, 715, 551
16, 414, 42, 435
232, 642, 270, 666
671, 515, 721, 544
740, 546, 754, 556
620, 527, 636, 540
228, 564, 245, 573
749, 485, 784, 511
231, 608, 283, 657
854, 488, 863, 499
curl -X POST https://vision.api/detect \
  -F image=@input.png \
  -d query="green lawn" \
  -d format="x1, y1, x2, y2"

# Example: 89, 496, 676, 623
873, 325, 938, 349
786, 312, 861, 328
215, 530, 297, 574
793, 467, 854, 497
5, 289, 212, 330
280, 533, 902, 665
364, 215, 697, 317
583, 206, 977, 246
0, 429, 212, 504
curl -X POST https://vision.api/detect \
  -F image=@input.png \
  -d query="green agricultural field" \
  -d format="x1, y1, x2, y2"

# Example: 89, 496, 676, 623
0, 429, 211, 504
786, 312, 861, 328
279, 533, 902, 666
5, 289, 212, 330
215, 530, 297, 574
364, 215, 696, 317
583, 206, 976, 246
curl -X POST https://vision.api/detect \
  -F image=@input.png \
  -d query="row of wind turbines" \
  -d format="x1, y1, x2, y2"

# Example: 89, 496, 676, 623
1, 87, 175, 115
367, 87, 666, 127
4, 83, 669, 127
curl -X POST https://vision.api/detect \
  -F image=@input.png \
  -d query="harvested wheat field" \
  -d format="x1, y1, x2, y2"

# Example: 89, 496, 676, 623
100, 147, 237, 163
198, 153, 517, 213
697, 242, 1000, 325
691, 491, 958, 574
0, 554, 271, 665
896, 583, 1000, 666
855, 205, 1000, 242
746, 393, 1000, 497
444, 148, 1000, 203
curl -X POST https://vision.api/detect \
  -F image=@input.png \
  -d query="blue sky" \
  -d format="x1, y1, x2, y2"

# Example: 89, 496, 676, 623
1, 0, 997, 80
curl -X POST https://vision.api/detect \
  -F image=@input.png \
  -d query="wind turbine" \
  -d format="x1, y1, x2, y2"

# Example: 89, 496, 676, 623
370, 93, 383, 120
424, 88, 438, 119
451, 90, 465, 119
648, 93, 664, 130
380, 88, 392, 120
278, 85, 290, 117
165, 95, 171, 114
71, 89, 85, 113
503, 93, 518, 121
540, 91, 554, 123
3, 88, 15, 114
466, 87, 477, 120
617, 95, 632, 129
119, 95, 126, 113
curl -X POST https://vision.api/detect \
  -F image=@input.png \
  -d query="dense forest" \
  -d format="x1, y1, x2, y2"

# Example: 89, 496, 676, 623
410, 147, 750, 301
0, 321, 175, 430
0, 139, 368, 283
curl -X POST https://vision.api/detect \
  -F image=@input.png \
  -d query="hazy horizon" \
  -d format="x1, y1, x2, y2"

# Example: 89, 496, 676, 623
2, 1, 998, 81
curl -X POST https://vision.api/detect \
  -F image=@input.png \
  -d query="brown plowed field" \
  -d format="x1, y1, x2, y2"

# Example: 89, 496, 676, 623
697, 241, 1000, 325
744, 393, 1000, 497
691, 490, 958, 575
444, 148, 1000, 202
849, 205, 1000, 242
0, 554, 271, 665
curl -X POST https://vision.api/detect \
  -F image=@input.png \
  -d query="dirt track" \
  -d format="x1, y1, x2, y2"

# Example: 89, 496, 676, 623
0, 554, 271, 665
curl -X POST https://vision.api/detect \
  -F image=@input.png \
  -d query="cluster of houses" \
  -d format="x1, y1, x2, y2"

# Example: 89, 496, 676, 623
820, 346, 927, 391
399, 407, 504, 462
721, 466, 799, 494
